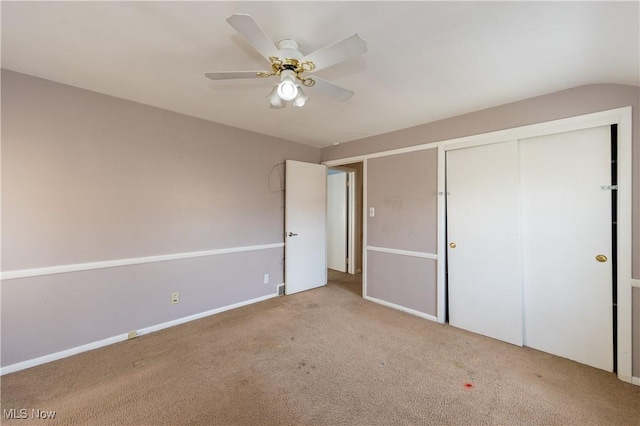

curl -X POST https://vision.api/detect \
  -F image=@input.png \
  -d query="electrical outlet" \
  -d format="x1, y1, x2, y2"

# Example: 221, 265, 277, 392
264, 273, 269, 284
171, 292, 179, 304
128, 331, 137, 340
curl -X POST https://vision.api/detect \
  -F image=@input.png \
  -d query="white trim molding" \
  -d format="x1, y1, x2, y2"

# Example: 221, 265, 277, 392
1, 242, 285, 281
366, 246, 437, 260
364, 295, 438, 322
0, 291, 280, 375
363, 159, 369, 298
437, 146, 447, 324
631, 279, 640, 288
323, 142, 438, 167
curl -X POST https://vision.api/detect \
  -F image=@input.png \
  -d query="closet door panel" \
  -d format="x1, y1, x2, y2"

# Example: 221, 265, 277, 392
446, 141, 523, 346
520, 126, 613, 371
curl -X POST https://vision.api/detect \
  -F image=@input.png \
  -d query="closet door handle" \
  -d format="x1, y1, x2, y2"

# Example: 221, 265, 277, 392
449, 242, 457, 249
595, 254, 607, 263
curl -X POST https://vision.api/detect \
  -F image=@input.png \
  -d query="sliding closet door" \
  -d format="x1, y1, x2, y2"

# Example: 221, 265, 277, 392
520, 126, 613, 371
446, 141, 523, 346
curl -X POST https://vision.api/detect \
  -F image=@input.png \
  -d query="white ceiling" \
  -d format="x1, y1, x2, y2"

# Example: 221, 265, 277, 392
2, 1, 638, 148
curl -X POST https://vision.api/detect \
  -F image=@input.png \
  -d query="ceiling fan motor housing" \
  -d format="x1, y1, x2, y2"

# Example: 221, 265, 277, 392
277, 39, 303, 60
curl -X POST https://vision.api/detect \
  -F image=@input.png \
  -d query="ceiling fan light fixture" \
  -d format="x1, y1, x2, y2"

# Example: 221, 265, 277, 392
276, 70, 298, 101
267, 86, 284, 108
293, 86, 309, 107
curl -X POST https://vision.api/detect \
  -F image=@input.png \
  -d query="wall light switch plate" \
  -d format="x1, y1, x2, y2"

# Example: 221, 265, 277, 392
264, 274, 269, 284
369, 207, 375, 217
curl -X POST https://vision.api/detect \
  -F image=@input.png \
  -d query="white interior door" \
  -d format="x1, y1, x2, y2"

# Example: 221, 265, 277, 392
285, 160, 327, 295
327, 171, 347, 272
347, 171, 356, 274
446, 141, 524, 346
520, 126, 613, 371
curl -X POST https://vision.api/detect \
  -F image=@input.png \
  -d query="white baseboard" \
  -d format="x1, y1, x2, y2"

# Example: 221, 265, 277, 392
631, 278, 640, 288
363, 295, 438, 322
0, 290, 279, 376
632, 376, 640, 386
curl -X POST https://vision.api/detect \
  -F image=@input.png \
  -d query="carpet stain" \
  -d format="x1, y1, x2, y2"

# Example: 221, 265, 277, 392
297, 361, 316, 374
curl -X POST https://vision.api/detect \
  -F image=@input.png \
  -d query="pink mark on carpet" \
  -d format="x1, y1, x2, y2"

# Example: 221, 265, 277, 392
464, 382, 474, 389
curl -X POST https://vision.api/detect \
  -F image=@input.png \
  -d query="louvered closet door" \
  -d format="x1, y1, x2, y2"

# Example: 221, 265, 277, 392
520, 126, 613, 371
446, 140, 523, 346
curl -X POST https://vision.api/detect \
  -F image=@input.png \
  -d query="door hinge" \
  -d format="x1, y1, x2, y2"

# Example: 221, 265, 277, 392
600, 185, 618, 190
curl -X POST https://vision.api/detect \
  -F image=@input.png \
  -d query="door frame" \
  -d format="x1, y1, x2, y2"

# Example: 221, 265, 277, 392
438, 107, 633, 383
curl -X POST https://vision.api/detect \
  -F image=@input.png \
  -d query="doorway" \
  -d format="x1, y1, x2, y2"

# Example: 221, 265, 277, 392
327, 162, 364, 296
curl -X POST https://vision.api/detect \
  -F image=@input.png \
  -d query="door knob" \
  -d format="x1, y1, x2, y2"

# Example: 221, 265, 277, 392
449, 242, 457, 249
595, 254, 607, 263
287, 232, 298, 237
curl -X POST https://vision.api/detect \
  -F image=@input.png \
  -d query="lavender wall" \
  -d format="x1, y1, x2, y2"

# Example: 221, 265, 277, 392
367, 150, 438, 254
1, 70, 320, 368
324, 84, 639, 278
1, 249, 284, 366
324, 84, 640, 377
367, 252, 437, 317
366, 149, 438, 316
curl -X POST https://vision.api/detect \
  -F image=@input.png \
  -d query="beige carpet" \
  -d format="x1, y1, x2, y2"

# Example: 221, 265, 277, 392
1, 270, 639, 425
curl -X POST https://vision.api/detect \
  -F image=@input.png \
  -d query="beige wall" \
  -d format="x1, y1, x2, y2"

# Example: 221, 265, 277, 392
1, 70, 320, 367
323, 84, 640, 377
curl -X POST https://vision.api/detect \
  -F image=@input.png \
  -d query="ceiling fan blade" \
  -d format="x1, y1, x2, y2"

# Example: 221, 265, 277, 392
226, 14, 280, 62
205, 71, 269, 80
308, 76, 354, 102
302, 34, 367, 72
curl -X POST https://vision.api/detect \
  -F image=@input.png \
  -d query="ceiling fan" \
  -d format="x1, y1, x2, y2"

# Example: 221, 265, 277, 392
205, 13, 367, 108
